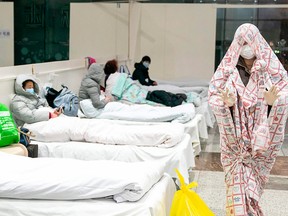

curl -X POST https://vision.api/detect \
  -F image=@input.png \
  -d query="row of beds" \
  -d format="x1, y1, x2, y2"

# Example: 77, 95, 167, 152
0, 80, 215, 216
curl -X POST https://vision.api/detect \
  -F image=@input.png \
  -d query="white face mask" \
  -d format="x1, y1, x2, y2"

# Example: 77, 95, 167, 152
25, 88, 35, 94
143, 61, 150, 68
240, 44, 255, 59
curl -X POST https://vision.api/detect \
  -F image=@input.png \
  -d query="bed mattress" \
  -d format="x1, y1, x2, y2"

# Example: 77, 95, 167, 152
33, 133, 194, 184
0, 173, 175, 216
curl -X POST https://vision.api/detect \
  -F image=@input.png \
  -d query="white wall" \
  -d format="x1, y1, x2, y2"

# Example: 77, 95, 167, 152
70, 3, 216, 81
70, 3, 129, 62
0, 2, 14, 67
0, 59, 86, 107
138, 4, 216, 81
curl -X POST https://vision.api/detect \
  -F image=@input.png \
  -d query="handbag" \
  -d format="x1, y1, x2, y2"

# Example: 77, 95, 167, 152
18, 127, 32, 147
17, 127, 38, 158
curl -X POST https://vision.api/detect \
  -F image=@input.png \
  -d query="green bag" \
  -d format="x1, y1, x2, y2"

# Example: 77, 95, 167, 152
0, 103, 20, 147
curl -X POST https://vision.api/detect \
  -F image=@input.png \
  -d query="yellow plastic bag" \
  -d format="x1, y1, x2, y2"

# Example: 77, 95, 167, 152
170, 169, 215, 216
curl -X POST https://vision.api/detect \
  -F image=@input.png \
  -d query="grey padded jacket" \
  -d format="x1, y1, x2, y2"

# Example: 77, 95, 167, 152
10, 74, 50, 126
78, 63, 107, 109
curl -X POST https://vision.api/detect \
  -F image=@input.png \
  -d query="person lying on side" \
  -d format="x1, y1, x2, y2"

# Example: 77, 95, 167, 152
10, 74, 62, 127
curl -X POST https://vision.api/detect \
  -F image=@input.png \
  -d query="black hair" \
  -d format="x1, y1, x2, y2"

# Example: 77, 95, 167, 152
22, 79, 34, 88
104, 59, 118, 75
104, 59, 118, 87
141, 56, 151, 63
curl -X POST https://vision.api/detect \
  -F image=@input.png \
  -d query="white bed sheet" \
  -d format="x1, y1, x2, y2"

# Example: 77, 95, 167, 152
25, 117, 185, 148
195, 101, 215, 128
151, 80, 215, 129
156, 79, 210, 88
96, 114, 208, 155
0, 173, 175, 216
80, 100, 196, 123
31, 114, 206, 183
110, 113, 208, 155
33, 134, 194, 184
87, 114, 208, 144
0, 152, 165, 202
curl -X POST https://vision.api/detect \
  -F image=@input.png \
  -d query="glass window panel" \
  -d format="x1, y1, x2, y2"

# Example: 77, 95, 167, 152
14, 0, 69, 65
215, 8, 288, 70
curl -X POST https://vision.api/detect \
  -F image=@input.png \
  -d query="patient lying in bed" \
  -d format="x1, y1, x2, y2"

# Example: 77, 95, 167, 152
107, 72, 198, 107
79, 60, 201, 120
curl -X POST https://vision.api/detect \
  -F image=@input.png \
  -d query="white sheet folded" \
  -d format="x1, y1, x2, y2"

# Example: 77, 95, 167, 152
24, 117, 185, 148
81, 100, 196, 123
0, 152, 166, 202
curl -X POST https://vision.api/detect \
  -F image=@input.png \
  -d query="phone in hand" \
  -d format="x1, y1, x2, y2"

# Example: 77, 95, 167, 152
56, 106, 64, 113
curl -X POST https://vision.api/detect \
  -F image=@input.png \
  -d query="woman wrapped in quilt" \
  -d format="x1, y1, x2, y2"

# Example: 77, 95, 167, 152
208, 23, 288, 215
10, 74, 62, 127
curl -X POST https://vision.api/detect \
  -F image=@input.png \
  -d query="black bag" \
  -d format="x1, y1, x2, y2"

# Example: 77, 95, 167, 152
45, 85, 79, 117
27, 144, 38, 158
53, 85, 79, 117
46, 87, 61, 108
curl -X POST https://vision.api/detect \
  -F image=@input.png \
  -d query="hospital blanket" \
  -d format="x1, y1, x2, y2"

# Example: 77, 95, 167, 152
80, 100, 196, 123
24, 117, 185, 148
0, 152, 166, 202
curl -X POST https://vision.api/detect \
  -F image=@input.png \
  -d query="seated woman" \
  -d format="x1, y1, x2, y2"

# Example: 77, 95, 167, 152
103, 59, 119, 98
132, 56, 157, 86
10, 74, 62, 127
79, 63, 112, 109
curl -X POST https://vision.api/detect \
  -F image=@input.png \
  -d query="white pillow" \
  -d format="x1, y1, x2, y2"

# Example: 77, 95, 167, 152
79, 99, 102, 118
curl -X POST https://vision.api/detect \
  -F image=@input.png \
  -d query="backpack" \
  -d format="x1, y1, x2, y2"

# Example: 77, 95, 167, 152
46, 87, 60, 108
46, 85, 79, 117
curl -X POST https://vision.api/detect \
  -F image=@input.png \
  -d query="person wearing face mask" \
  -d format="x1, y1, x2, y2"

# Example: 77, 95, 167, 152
10, 74, 62, 127
209, 23, 288, 215
236, 43, 257, 86
132, 56, 158, 86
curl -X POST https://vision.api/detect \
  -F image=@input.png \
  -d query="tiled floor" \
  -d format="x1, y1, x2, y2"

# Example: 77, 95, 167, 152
190, 170, 288, 216
191, 123, 288, 215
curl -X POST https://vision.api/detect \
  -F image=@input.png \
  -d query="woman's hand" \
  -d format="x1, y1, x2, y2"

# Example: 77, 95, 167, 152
104, 95, 113, 103
49, 107, 63, 119
264, 85, 280, 106
219, 88, 236, 107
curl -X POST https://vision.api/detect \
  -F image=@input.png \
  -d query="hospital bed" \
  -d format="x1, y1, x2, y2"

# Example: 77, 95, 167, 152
79, 99, 208, 155
0, 174, 175, 216
147, 80, 216, 128
24, 115, 203, 183
0, 152, 176, 216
